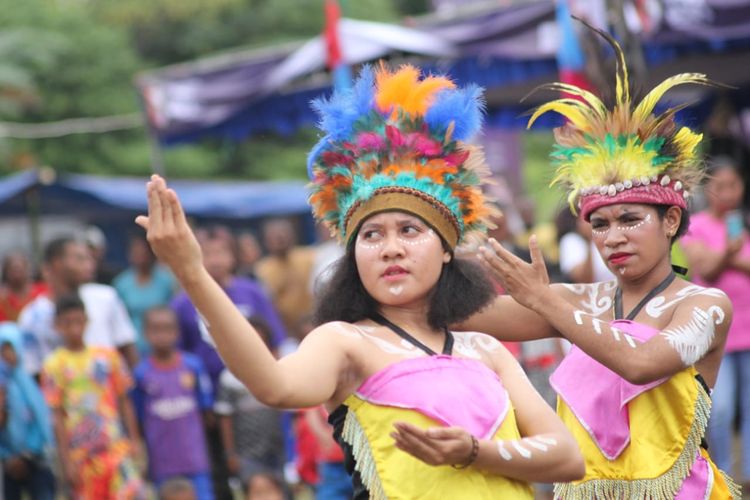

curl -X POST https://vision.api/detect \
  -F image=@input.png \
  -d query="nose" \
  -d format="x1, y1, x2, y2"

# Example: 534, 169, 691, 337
603, 225, 627, 248
380, 232, 405, 260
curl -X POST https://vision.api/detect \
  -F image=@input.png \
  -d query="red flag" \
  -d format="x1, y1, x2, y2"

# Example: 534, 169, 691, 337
324, 0, 343, 70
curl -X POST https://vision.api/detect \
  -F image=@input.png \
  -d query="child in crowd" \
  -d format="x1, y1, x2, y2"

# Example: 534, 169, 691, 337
158, 477, 197, 500
131, 306, 214, 500
42, 294, 144, 499
215, 317, 286, 500
0, 322, 55, 500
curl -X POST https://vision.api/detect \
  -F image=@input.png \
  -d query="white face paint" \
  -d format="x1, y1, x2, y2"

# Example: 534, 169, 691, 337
388, 285, 403, 296
397, 229, 435, 246
591, 213, 653, 237
661, 305, 725, 366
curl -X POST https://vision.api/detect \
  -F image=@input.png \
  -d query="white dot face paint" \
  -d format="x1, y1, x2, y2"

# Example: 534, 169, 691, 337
397, 228, 435, 246
591, 213, 653, 238
388, 285, 403, 296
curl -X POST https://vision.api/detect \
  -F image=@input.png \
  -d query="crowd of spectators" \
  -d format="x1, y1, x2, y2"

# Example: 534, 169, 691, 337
0, 154, 747, 499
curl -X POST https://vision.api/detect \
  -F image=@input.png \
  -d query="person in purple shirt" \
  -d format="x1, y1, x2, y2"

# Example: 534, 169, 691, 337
131, 306, 213, 500
170, 228, 287, 500
171, 228, 287, 387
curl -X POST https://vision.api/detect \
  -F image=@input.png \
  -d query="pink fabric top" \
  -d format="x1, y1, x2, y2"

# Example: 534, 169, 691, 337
550, 320, 667, 459
682, 211, 750, 352
356, 355, 509, 439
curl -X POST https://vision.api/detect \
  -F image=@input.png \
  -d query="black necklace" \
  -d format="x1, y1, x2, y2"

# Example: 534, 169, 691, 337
614, 271, 676, 321
370, 312, 453, 356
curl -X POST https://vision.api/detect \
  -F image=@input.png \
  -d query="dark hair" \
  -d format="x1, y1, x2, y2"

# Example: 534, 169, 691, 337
654, 205, 691, 244
1, 251, 30, 285
705, 156, 742, 178
55, 293, 85, 317
314, 245, 495, 331
143, 305, 176, 326
44, 237, 76, 264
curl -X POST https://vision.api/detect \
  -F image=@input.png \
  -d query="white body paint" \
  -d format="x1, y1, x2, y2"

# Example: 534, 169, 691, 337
573, 310, 638, 347
497, 441, 513, 461
496, 437, 557, 461
661, 305, 725, 366
452, 332, 502, 359
646, 286, 726, 318
388, 285, 403, 296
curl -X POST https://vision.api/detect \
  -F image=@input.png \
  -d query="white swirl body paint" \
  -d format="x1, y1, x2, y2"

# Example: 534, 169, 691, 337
452, 332, 502, 359
645, 286, 725, 318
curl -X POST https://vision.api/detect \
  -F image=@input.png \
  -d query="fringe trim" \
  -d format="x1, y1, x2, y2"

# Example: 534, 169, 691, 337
554, 377, 712, 500
341, 409, 387, 500
718, 469, 742, 499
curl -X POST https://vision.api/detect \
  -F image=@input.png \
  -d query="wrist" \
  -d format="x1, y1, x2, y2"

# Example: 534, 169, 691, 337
452, 434, 479, 469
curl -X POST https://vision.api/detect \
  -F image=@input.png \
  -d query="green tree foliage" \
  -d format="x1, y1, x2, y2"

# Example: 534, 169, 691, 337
0, 0, 429, 178
94, 0, 403, 66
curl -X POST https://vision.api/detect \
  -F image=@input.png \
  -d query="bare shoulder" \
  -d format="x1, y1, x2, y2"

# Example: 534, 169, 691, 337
452, 330, 505, 358
645, 281, 731, 321
452, 330, 521, 373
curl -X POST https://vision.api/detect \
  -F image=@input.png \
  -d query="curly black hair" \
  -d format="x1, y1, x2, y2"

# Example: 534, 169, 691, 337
313, 243, 495, 331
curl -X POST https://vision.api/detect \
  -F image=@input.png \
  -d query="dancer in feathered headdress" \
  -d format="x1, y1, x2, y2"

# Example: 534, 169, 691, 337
527, 23, 706, 221
136, 64, 586, 500
308, 63, 496, 248
458, 23, 742, 500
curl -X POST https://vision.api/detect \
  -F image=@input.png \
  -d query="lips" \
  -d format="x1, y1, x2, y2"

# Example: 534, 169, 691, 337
608, 253, 632, 265
382, 265, 409, 281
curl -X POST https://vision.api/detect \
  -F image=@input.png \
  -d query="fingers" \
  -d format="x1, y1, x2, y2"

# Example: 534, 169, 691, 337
529, 235, 550, 284
426, 426, 465, 440
146, 177, 164, 233
167, 188, 188, 228
391, 426, 440, 465
134, 215, 150, 231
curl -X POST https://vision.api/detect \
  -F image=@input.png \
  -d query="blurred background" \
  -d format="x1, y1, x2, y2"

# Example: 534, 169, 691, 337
0, 0, 747, 263
0, 1, 749, 499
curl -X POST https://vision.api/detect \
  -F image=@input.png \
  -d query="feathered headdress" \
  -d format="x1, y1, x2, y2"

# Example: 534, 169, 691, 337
307, 63, 496, 248
527, 22, 712, 220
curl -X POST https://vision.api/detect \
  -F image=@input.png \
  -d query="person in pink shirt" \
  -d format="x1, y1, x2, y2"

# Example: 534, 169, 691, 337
682, 157, 750, 487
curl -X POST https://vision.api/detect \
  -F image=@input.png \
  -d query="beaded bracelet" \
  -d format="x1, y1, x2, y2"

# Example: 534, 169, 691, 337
452, 435, 479, 469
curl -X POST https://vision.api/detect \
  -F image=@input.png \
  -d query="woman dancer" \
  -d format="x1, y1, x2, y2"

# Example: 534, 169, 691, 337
136, 65, 583, 499
464, 27, 741, 499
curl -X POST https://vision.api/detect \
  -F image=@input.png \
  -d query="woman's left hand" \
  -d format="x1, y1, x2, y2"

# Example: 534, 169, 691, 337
478, 235, 550, 312
391, 422, 473, 467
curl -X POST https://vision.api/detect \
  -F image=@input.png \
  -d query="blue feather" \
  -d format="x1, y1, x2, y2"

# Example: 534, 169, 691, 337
307, 135, 330, 179
352, 65, 375, 117
310, 66, 376, 143
425, 85, 485, 141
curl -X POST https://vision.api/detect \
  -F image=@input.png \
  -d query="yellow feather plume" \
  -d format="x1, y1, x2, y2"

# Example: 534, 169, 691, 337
527, 99, 598, 131
632, 73, 713, 124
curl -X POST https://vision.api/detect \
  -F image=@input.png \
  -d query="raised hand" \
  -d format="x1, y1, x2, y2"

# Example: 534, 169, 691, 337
477, 235, 550, 311
135, 175, 204, 283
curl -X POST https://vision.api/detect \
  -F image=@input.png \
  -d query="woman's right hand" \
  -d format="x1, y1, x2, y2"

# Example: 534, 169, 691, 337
135, 175, 204, 283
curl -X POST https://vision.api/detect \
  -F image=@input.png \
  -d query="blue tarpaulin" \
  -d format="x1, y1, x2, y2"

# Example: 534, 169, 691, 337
0, 169, 311, 220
